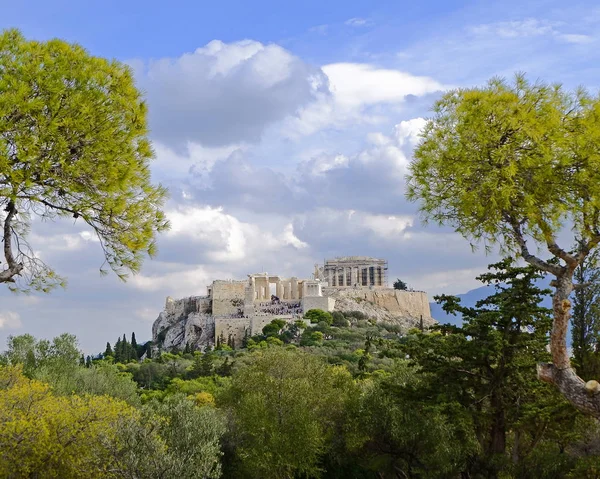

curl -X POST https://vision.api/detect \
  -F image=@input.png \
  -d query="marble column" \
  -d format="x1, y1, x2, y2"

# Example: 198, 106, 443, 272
284, 281, 290, 300
291, 277, 298, 300
327, 269, 333, 287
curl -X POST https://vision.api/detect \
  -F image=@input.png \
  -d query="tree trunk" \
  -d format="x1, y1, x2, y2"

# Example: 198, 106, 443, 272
538, 272, 600, 417
489, 389, 506, 455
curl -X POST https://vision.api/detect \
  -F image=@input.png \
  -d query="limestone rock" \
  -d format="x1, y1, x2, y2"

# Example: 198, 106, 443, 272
152, 296, 214, 352
324, 287, 436, 331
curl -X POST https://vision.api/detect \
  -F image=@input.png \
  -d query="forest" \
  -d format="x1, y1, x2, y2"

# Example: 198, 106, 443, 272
3, 261, 600, 478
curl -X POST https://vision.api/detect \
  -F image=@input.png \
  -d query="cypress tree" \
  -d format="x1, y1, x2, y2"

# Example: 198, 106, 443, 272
114, 337, 122, 363
131, 332, 138, 355
104, 342, 113, 358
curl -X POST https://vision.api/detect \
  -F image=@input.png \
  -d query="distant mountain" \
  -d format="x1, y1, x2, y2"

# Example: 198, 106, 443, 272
429, 276, 553, 327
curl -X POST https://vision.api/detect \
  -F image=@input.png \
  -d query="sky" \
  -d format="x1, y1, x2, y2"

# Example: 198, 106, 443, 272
1, 0, 599, 352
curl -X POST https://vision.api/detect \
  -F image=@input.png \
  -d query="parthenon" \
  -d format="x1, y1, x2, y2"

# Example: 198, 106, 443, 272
322, 256, 388, 288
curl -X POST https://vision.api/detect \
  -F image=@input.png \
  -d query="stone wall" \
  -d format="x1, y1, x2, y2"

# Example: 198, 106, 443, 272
214, 318, 250, 349
323, 287, 435, 329
212, 280, 246, 317
302, 296, 335, 313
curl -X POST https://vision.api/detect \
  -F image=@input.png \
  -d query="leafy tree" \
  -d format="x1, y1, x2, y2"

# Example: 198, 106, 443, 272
393, 278, 408, 290
262, 319, 287, 337
2, 333, 80, 377
222, 347, 355, 478
146, 395, 226, 479
572, 247, 600, 379
0, 365, 136, 477
332, 311, 349, 327
351, 363, 478, 478
407, 74, 600, 416
305, 308, 333, 325
0, 29, 168, 292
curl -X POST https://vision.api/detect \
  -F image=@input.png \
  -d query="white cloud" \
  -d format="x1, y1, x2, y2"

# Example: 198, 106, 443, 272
470, 19, 556, 38
281, 223, 308, 249
0, 311, 22, 330
281, 65, 445, 138
322, 63, 445, 108
408, 268, 486, 296
470, 18, 594, 44
132, 40, 328, 149
164, 205, 311, 265
558, 33, 594, 44
345, 17, 372, 27
359, 213, 414, 238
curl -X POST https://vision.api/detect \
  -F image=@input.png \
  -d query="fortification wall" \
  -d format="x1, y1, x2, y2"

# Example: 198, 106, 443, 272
212, 280, 246, 317
214, 318, 249, 349
323, 287, 434, 329
302, 296, 335, 313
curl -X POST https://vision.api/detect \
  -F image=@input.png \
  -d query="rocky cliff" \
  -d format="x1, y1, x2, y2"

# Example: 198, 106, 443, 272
324, 288, 436, 329
152, 296, 214, 352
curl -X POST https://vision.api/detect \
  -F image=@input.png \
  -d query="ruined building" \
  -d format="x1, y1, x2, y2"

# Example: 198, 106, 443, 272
151, 257, 434, 352
320, 256, 388, 288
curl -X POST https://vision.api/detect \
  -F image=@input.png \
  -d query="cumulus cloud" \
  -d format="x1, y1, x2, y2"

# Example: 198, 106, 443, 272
281, 64, 445, 138
132, 40, 329, 150
0, 311, 22, 330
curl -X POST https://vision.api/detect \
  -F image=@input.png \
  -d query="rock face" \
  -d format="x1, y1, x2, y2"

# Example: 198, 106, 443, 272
151, 296, 214, 353
324, 288, 436, 329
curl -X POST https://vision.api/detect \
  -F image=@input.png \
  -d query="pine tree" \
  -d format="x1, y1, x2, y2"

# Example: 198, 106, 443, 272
572, 247, 600, 379
104, 342, 113, 358
199, 352, 215, 377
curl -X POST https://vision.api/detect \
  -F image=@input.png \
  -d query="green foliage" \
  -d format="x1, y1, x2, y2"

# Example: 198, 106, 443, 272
222, 347, 355, 478
332, 311, 349, 327
572, 247, 600, 379
403, 260, 583, 476
262, 318, 287, 337
350, 363, 479, 478
407, 74, 600, 254
0, 29, 169, 291
393, 278, 408, 290
305, 308, 333, 325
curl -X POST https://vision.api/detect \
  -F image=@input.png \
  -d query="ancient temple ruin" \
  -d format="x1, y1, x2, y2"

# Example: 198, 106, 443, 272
321, 256, 388, 288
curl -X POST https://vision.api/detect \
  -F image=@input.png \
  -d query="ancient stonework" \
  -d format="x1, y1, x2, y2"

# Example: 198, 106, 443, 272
151, 257, 435, 352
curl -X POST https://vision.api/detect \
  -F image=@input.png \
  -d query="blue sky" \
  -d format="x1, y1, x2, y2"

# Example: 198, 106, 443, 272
1, 0, 599, 352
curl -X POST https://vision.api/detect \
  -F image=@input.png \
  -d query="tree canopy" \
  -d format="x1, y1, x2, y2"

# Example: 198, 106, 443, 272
407, 74, 600, 417
0, 29, 168, 292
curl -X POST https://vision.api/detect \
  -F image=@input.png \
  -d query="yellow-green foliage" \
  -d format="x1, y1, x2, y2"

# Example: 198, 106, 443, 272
407, 74, 600, 253
0, 29, 168, 291
0, 365, 135, 478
